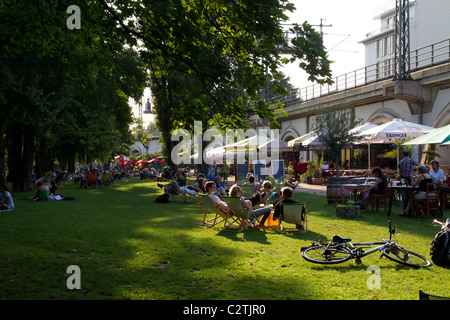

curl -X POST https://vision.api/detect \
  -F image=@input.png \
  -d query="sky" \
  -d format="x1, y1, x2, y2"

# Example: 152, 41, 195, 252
135, 0, 388, 124
282, 0, 387, 88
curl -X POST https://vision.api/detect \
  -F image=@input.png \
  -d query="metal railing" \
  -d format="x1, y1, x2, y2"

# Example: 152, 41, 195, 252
272, 38, 450, 107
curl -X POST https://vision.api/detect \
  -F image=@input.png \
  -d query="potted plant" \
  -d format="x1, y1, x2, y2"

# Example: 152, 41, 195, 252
311, 155, 324, 185
336, 200, 361, 218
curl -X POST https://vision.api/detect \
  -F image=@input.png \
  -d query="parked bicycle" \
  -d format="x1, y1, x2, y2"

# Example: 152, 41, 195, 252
432, 218, 450, 232
301, 221, 431, 267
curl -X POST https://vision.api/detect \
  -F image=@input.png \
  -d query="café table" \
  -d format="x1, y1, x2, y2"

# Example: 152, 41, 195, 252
340, 183, 372, 203
387, 185, 418, 216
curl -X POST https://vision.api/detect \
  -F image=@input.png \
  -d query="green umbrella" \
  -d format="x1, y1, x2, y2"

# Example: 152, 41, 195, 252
402, 123, 450, 145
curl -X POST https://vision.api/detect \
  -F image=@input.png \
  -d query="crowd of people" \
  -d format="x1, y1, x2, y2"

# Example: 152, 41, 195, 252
155, 168, 304, 230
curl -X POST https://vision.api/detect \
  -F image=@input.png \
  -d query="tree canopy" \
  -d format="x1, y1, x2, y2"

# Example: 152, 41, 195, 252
0, 0, 333, 190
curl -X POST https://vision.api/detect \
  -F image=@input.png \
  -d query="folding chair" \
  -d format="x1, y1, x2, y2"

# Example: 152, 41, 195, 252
100, 173, 112, 187
222, 196, 259, 232
239, 184, 255, 198
86, 173, 98, 188
199, 194, 236, 229
278, 202, 308, 233
268, 176, 285, 204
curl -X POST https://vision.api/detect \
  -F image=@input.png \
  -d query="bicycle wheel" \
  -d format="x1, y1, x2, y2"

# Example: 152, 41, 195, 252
382, 245, 431, 267
302, 244, 352, 264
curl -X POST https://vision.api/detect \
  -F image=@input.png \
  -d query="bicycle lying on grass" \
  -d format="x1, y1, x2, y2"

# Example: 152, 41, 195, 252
301, 221, 431, 267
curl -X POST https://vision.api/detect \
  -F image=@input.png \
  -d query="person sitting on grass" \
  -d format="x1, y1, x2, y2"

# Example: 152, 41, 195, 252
272, 187, 304, 230
0, 184, 14, 212
28, 181, 50, 201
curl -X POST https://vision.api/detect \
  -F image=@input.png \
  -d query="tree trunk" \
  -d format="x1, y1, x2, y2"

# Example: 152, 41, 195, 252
8, 124, 35, 192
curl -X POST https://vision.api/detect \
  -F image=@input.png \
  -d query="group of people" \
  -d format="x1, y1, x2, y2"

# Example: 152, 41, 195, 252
157, 169, 304, 230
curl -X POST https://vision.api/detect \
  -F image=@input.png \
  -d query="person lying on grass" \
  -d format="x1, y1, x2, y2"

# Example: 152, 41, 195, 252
272, 187, 304, 230
157, 171, 191, 203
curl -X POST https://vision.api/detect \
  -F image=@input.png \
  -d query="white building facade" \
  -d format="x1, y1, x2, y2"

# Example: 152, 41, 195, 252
278, 0, 450, 165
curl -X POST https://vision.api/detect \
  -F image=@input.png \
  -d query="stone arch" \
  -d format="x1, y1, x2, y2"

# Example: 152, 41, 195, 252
366, 108, 401, 125
432, 102, 450, 127
281, 125, 300, 141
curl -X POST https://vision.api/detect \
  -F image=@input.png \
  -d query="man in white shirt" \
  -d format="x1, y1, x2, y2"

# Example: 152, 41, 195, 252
205, 181, 229, 212
430, 160, 445, 183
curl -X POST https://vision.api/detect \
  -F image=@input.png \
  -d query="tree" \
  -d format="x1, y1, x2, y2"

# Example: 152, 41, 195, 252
312, 107, 363, 177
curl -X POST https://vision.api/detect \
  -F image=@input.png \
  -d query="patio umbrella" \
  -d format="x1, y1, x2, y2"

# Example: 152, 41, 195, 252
360, 118, 435, 168
258, 138, 293, 152
149, 157, 165, 163
360, 118, 435, 143
402, 123, 450, 145
287, 131, 318, 147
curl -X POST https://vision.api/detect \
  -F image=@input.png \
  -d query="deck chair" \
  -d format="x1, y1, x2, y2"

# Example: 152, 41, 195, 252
239, 184, 255, 198
268, 176, 285, 204
86, 173, 98, 188
199, 194, 233, 228
278, 202, 308, 233
222, 196, 259, 232
100, 173, 112, 187
419, 290, 450, 300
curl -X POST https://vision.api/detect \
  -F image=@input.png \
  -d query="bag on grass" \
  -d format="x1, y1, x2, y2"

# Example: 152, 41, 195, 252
430, 230, 450, 266
155, 193, 169, 203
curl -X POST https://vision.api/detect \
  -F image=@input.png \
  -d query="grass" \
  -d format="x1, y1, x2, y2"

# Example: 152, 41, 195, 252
0, 178, 448, 300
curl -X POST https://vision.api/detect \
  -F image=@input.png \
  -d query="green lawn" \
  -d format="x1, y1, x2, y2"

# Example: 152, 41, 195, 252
0, 178, 448, 300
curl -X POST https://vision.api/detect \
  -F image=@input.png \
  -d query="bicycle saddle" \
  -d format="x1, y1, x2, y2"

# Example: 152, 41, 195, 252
332, 235, 352, 243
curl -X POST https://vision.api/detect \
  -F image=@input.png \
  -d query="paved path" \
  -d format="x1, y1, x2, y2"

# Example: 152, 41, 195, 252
293, 182, 327, 196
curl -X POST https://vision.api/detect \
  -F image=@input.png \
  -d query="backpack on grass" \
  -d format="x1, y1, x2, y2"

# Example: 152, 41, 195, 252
155, 193, 169, 203
430, 230, 450, 266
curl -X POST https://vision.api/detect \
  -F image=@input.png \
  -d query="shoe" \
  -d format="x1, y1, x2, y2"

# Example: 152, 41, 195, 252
294, 182, 299, 188
157, 183, 164, 188
295, 223, 304, 230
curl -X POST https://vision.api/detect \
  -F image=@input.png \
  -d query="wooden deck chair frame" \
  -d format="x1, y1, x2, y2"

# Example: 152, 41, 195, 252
268, 176, 285, 204
199, 194, 235, 228
222, 196, 259, 232
278, 202, 308, 233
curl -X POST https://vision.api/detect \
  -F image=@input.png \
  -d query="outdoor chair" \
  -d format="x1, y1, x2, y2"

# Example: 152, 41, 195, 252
222, 196, 258, 232
239, 184, 255, 199
278, 202, 308, 233
416, 181, 441, 218
199, 194, 238, 229
368, 180, 391, 213
441, 192, 450, 209
100, 173, 112, 187
86, 173, 98, 188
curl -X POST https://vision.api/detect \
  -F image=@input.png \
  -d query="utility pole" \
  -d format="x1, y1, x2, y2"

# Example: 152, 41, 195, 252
394, 0, 412, 80
312, 19, 332, 39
